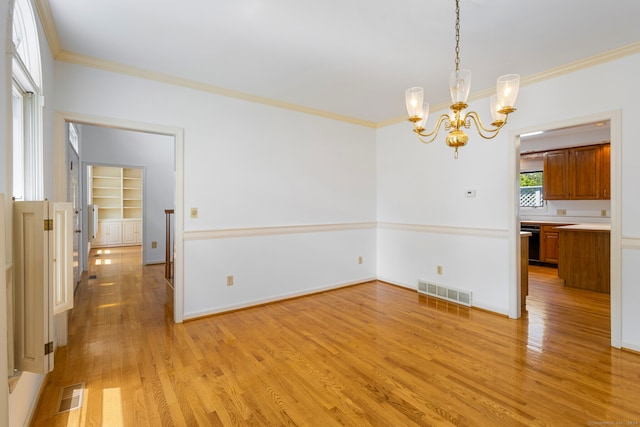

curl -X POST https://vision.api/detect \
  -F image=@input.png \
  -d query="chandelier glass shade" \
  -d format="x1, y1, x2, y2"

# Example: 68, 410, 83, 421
405, 0, 520, 158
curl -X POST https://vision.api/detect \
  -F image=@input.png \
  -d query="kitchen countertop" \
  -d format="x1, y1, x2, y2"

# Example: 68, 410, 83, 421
555, 223, 611, 232
521, 220, 577, 226
520, 231, 532, 237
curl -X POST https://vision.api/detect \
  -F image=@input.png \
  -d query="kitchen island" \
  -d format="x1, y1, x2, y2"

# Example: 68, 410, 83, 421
556, 224, 610, 293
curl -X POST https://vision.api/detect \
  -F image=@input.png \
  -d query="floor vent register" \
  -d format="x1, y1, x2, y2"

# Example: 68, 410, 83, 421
56, 382, 85, 414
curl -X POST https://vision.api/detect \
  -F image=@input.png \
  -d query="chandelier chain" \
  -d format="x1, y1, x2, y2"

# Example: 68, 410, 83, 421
454, 0, 461, 72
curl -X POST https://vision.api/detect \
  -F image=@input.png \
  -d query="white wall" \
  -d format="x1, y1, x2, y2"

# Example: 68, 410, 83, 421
377, 52, 640, 350
54, 61, 378, 320
376, 102, 513, 313
80, 125, 175, 264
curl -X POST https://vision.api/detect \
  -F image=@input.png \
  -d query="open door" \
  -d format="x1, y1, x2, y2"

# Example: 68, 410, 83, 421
13, 201, 73, 374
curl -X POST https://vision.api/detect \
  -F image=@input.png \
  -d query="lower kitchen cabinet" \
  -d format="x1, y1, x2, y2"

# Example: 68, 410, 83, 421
540, 225, 569, 264
558, 228, 610, 293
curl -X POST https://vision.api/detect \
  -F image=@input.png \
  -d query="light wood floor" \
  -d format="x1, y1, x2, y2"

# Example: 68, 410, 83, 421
31, 249, 640, 426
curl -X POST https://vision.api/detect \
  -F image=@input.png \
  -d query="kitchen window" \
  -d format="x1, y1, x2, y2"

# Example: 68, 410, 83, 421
520, 170, 544, 207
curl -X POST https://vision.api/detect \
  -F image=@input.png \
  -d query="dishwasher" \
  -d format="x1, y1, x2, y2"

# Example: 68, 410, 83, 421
521, 224, 540, 263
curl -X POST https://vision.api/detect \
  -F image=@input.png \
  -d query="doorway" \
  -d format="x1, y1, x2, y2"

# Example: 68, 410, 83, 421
86, 163, 145, 265
514, 111, 621, 348
66, 123, 82, 289
53, 112, 185, 323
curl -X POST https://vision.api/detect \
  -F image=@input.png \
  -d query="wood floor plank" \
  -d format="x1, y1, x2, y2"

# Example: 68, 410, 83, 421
30, 248, 640, 426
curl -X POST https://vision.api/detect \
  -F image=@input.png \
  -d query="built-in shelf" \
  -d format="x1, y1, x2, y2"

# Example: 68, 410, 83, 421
90, 166, 143, 221
90, 165, 143, 248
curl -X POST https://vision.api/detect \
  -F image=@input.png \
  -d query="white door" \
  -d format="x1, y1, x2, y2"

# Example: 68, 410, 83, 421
13, 201, 52, 374
13, 201, 73, 374
68, 146, 81, 290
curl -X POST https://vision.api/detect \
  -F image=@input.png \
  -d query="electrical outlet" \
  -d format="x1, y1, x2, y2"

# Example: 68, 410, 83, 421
557, 209, 567, 216
601, 210, 607, 217
151, 241, 157, 249
190, 207, 198, 219
358, 256, 363, 264
437, 265, 443, 275
226, 275, 234, 286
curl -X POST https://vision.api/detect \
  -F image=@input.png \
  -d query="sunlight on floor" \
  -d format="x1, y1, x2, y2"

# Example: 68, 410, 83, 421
102, 388, 124, 427
98, 303, 120, 309
63, 388, 89, 427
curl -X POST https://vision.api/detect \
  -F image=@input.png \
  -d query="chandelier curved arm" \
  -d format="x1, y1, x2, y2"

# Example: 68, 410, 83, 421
465, 111, 507, 140
414, 113, 451, 144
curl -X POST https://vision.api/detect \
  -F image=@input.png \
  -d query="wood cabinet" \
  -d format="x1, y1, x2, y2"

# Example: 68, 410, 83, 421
600, 143, 611, 199
520, 233, 529, 310
540, 225, 560, 264
543, 150, 568, 200
558, 228, 610, 293
539, 224, 572, 264
543, 143, 610, 200
570, 145, 601, 199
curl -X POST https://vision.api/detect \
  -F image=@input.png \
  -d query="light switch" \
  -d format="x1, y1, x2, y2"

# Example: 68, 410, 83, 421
190, 207, 198, 219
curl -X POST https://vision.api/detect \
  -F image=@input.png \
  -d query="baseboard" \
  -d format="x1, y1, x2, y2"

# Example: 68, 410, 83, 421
184, 276, 376, 321
376, 276, 508, 317
622, 342, 640, 354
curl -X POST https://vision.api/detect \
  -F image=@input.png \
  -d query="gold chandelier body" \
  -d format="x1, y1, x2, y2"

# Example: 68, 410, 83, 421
406, 0, 519, 158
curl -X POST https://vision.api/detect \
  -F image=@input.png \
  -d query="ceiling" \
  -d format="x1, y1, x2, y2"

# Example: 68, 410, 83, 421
43, 0, 640, 126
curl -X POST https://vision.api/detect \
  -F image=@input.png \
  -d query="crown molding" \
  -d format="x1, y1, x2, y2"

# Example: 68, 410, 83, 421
55, 50, 378, 129
380, 41, 640, 128
34, 0, 61, 56
36, 0, 640, 130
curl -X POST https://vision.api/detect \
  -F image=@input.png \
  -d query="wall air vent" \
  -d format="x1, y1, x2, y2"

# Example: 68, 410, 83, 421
417, 280, 472, 307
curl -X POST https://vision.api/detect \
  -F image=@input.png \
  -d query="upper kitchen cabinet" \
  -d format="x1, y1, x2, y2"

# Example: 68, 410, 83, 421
543, 150, 568, 199
600, 143, 611, 199
543, 143, 610, 200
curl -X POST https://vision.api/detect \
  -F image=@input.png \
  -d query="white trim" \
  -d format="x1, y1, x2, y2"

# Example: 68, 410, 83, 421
184, 222, 377, 240
55, 51, 378, 129
379, 42, 640, 128
53, 112, 185, 323
377, 222, 508, 239
183, 222, 504, 241
511, 110, 622, 348
0, 196, 8, 427
622, 238, 640, 250
621, 342, 640, 353
508, 131, 522, 319
183, 277, 376, 320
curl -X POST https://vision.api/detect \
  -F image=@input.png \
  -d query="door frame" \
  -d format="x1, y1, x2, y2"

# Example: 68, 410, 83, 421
66, 134, 81, 289
508, 110, 621, 348
53, 111, 185, 323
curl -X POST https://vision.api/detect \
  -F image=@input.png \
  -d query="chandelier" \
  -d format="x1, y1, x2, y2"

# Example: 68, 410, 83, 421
405, 0, 520, 158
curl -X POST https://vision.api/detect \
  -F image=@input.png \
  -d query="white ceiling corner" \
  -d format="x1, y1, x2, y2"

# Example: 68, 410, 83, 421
43, 0, 640, 126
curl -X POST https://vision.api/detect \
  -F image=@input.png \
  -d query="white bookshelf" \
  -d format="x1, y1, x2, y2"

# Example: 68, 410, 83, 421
90, 166, 142, 247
